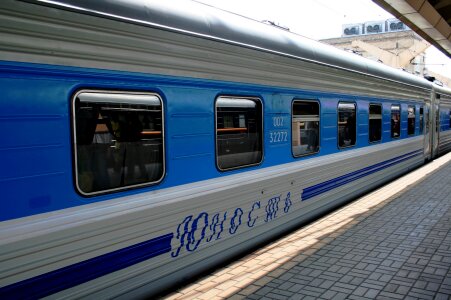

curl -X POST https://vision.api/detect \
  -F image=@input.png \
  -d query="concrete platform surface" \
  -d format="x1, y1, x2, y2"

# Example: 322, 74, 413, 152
165, 153, 451, 300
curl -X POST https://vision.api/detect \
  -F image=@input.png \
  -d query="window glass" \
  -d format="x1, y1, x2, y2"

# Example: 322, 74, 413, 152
216, 97, 263, 170
449, 110, 451, 129
407, 106, 415, 135
425, 109, 429, 134
369, 104, 382, 143
292, 101, 320, 156
391, 105, 401, 138
338, 102, 356, 148
419, 107, 424, 134
73, 91, 164, 195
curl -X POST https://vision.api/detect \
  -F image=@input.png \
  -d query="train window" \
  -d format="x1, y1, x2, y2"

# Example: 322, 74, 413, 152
391, 105, 401, 138
407, 106, 415, 135
216, 96, 263, 170
449, 110, 451, 128
338, 102, 356, 148
419, 107, 424, 134
369, 104, 382, 143
292, 101, 320, 157
73, 91, 164, 195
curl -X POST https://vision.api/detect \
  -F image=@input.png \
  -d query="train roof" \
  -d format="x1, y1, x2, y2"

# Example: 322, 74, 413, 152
26, 0, 433, 90
434, 84, 451, 94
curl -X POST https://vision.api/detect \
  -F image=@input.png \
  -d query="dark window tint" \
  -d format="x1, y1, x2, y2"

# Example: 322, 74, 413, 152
408, 106, 415, 135
338, 102, 356, 148
391, 105, 401, 138
419, 107, 424, 134
292, 101, 320, 156
369, 104, 382, 143
216, 97, 263, 170
73, 91, 164, 195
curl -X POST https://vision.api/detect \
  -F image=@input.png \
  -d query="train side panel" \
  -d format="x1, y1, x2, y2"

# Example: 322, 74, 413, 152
0, 64, 427, 298
0, 137, 424, 299
0, 0, 449, 298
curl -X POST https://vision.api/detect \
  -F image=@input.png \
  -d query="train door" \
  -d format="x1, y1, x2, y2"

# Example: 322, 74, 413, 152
424, 102, 431, 160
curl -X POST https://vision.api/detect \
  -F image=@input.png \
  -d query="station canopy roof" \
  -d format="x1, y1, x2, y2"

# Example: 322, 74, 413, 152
373, 0, 450, 58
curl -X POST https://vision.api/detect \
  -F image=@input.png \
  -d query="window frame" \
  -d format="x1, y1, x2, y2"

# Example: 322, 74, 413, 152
368, 103, 382, 143
291, 99, 320, 158
391, 104, 401, 139
337, 101, 357, 149
72, 89, 165, 196
214, 95, 264, 171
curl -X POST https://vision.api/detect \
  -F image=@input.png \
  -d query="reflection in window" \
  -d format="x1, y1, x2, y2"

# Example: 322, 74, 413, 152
73, 91, 164, 195
216, 97, 262, 170
408, 106, 415, 135
391, 105, 401, 138
419, 107, 424, 134
369, 104, 382, 143
292, 101, 319, 157
338, 102, 356, 148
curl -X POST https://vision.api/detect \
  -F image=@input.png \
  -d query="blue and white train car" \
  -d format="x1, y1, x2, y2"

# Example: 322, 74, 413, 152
435, 85, 451, 155
1, 0, 450, 298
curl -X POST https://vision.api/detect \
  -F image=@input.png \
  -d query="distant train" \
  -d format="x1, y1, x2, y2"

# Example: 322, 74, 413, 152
1, 0, 450, 298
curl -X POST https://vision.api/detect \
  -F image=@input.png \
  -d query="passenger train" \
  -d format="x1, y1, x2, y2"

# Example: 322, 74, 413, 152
1, 0, 451, 298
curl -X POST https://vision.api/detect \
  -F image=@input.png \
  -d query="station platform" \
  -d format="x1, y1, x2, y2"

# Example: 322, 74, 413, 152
165, 153, 451, 300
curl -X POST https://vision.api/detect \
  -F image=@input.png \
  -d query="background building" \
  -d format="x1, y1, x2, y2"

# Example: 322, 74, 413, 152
321, 19, 450, 87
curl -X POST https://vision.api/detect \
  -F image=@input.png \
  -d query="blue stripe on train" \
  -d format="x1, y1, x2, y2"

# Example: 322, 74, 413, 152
0, 233, 173, 299
302, 149, 423, 200
0, 150, 423, 298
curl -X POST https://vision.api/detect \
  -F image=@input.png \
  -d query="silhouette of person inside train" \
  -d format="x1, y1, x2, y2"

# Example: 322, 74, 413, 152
347, 112, 356, 145
370, 124, 381, 142
108, 112, 149, 185
110, 112, 143, 144
340, 112, 356, 147
391, 113, 400, 137
306, 121, 319, 151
